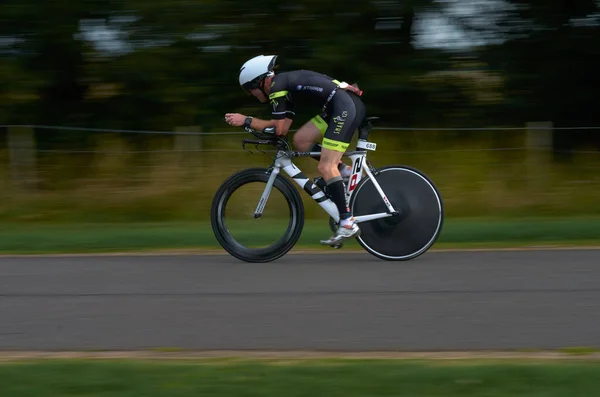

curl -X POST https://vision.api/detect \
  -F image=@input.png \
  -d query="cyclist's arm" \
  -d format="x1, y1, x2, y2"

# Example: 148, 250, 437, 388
244, 116, 292, 134
273, 117, 293, 137
246, 117, 276, 131
269, 88, 295, 136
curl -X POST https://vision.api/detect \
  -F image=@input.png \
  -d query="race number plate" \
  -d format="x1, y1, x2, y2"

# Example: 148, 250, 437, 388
357, 140, 377, 151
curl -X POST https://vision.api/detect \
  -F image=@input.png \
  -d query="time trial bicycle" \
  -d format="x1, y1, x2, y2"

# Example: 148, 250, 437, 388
210, 116, 444, 263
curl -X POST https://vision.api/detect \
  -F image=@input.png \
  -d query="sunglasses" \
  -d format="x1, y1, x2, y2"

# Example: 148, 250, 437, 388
242, 77, 265, 94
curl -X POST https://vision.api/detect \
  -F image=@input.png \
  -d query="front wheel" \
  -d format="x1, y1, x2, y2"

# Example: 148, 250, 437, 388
211, 168, 305, 263
350, 165, 444, 261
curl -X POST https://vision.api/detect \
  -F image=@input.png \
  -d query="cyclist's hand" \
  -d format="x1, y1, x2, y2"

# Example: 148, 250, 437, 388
224, 113, 246, 127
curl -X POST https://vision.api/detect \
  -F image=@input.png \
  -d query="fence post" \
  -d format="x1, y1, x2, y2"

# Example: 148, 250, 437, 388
7, 126, 37, 191
526, 121, 553, 196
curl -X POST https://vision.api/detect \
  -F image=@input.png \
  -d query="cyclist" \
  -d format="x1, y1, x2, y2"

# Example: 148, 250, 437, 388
224, 54, 367, 247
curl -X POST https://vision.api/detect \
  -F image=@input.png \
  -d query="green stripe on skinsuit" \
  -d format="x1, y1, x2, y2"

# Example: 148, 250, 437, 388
269, 90, 288, 99
311, 115, 328, 135
322, 137, 349, 152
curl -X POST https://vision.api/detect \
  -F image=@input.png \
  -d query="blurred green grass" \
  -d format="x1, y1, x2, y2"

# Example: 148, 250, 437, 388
1, 128, 599, 255
3, 129, 600, 221
0, 218, 598, 254
1, 359, 600, 397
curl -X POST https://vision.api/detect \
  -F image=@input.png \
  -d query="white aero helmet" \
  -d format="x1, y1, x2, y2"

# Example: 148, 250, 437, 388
239, 55, 278, 93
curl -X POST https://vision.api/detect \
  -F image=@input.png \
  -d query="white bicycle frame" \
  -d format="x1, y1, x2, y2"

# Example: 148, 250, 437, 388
253, 139, 399, 224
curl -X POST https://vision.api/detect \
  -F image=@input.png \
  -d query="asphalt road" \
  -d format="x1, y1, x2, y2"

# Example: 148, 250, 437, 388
0, 249, 599, 351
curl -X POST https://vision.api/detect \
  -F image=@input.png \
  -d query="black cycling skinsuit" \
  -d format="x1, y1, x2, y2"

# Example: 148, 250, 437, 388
268, 70, 367, 153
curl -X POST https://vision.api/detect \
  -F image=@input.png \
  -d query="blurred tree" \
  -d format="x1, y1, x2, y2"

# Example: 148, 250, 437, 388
1, 0, 598, 152
465, 0, 600, 153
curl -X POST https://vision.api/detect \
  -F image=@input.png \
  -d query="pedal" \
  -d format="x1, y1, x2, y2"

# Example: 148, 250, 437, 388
319, 239, 344, 249
322, 241, 343, 249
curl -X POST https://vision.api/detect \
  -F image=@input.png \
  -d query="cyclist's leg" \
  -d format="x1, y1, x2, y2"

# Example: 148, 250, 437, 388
292, 117, 323, 152
318, 92, 366, 245
297, 113, 353, 177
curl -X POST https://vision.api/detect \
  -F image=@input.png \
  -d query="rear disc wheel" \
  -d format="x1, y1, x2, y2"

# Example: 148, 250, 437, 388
350, 165, 444, 261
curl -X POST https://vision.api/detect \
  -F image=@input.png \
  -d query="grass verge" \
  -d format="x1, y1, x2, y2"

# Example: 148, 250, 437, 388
0, 217, 599, 255
1, 358, 600, 396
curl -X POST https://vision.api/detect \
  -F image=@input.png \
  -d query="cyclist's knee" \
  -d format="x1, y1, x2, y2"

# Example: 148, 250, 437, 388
317, 162, 337, 180
318, 151, 344, 180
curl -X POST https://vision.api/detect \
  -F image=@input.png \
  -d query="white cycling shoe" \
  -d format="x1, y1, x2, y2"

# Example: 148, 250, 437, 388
320, 220, 361, 248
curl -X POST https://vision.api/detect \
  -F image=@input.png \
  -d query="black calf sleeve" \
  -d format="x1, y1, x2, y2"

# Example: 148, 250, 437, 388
326, 176, 351, 220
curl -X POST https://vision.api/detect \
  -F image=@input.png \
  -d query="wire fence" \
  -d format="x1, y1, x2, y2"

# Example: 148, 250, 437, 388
2, 123, 599, 173
4, 124, 600, 133
1, 122, 599, 220
2, 123, 600, 156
